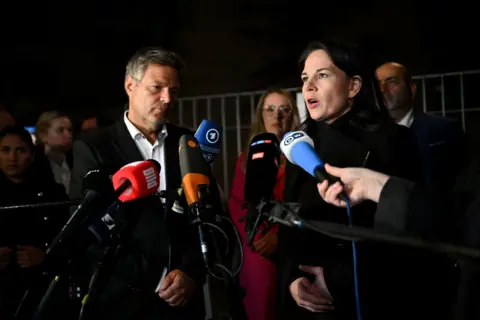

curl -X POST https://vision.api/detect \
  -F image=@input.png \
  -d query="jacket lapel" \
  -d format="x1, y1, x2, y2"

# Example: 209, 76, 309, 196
164, 123, 182, 191
113, 120, 144, 164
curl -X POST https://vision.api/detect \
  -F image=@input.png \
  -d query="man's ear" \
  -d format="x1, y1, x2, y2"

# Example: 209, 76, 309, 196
124, 76, 137, 98
410, 82, 417, 101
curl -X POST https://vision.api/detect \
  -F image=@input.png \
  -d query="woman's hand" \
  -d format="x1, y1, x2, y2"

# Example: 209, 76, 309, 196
253, 230, 278, 258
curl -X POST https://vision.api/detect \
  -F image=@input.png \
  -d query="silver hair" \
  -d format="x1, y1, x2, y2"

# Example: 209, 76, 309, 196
125, 47, 185, 81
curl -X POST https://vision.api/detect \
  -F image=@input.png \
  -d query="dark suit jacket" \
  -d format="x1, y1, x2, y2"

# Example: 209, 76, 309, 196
68, 120, 207, 320
410, 111, 467, 190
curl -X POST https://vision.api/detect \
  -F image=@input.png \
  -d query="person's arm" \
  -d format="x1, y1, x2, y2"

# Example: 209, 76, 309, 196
69, 139, 102, 201
317, 164, 436, 237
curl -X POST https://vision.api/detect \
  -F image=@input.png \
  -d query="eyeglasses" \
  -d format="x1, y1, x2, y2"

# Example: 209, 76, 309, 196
262, 105, 292, 115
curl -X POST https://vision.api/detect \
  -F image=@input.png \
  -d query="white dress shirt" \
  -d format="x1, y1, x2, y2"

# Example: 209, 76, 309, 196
123, 112, 168, 196
397, 108, 415, 128
49, 158, 71, 194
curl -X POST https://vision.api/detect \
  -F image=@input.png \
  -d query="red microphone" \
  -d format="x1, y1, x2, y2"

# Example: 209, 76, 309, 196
112, 159, 161, 202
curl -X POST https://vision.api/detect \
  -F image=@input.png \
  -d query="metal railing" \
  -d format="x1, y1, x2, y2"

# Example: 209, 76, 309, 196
174, 70, 480, 195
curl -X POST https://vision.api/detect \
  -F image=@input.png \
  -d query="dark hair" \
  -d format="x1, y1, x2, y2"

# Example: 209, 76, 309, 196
0, 125, 35, 153
125, 47, 186, 81
299, 39, 391, 131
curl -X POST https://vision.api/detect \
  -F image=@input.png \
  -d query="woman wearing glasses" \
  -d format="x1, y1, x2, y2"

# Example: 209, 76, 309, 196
228, 88, 301, 320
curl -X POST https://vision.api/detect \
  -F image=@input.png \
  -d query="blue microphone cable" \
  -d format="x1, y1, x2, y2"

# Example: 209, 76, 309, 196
343, 196, 362, 320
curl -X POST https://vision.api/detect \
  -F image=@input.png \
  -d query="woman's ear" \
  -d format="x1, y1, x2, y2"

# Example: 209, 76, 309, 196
348, 75, 362, 99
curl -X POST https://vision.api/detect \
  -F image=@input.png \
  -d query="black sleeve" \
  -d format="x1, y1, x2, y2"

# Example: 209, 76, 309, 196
69, 139, 102, 201
375, 176, 456, 240
375, 177, 417, 233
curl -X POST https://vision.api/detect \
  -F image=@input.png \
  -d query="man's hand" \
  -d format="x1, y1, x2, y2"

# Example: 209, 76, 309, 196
253, 230, 277, 258
317, 164, 390, 207
0, 247, 12, 271
16, 246, 45, 268
289, 265, 334, 313
158, 269, 196, 307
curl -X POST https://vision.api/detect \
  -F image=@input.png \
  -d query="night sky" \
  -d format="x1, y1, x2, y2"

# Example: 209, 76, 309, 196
1, 0, 477, 124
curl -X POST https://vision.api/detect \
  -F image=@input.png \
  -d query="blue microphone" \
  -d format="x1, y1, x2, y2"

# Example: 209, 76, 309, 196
280, 131, 346, 199
194, 119, 223, 164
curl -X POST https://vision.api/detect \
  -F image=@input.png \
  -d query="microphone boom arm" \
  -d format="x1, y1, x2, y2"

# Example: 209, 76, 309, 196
255, 200, 480, 261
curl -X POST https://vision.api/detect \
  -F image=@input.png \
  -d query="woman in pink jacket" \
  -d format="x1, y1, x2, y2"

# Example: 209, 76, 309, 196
229, 88, 300, 320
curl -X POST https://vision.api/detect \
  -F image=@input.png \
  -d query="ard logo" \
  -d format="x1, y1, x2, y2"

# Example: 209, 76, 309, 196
206, 129, 220, 144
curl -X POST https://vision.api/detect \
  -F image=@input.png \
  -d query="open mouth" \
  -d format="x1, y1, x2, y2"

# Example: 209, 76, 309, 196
306, 98, 319, 108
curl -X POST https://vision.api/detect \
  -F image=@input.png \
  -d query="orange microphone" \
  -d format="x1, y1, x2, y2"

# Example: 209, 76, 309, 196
178, 135, 212, 266
179, 136, 211, 207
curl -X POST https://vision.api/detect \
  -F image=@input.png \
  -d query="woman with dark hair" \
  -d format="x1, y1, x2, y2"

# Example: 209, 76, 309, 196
275, 40, 424, 320
0, 126, 68, 319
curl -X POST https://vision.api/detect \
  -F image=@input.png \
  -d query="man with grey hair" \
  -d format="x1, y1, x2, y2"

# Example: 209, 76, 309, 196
69, 47, 213, 319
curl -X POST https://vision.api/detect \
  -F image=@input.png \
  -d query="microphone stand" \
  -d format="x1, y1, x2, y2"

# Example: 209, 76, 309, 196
255, 200, 480, 261
30, 256, 85, 320
78, 230, 122, 320
77, 204, 145, 320
190, 185, 247, 320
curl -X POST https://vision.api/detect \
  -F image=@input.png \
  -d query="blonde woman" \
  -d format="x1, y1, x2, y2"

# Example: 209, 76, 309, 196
228, 88, 300, 320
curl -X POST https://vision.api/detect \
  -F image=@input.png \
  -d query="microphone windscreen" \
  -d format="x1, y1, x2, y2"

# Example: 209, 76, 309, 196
244, 132, 280, 203
281, 131, 323, 177
81, 166, 115, 197
194, 119, 223, 164
112, 160, 160, 202
179, 135, 211, 206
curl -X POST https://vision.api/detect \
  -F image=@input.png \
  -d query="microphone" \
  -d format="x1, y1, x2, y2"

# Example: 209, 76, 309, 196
243, 132, 280, 245
194, 119, 223, 164
179, 134, 211, 265
88, 160, 161, 244
169, 120, 223, 214
112, 159, 160, 202
79, 160, 161, 320
179, 135, 211, 208
280, 131, 346, 199
46, 168, 114, 256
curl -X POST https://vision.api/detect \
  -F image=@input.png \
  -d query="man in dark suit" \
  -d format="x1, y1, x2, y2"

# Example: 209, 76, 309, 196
68, 47, 208, 319
376, 62, 467, 190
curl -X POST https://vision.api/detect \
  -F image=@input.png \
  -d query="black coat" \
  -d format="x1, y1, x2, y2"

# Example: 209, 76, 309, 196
67, 120, 211, 319
275, 112, 426, 320
0, 168, 68, 319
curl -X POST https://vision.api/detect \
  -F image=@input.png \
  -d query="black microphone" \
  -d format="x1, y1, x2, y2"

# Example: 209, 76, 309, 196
244, 132, 280, 245
46, 168, 113, 256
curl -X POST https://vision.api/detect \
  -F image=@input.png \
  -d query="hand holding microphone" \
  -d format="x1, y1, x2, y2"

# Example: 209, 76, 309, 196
317, 165, 391, 207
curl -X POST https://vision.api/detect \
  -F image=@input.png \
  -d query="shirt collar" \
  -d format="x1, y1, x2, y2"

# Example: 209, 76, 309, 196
397, 108, 415, 128
123, 111, 168, 142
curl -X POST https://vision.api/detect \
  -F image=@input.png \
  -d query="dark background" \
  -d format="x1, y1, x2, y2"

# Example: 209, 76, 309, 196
0, 0, 477, 124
